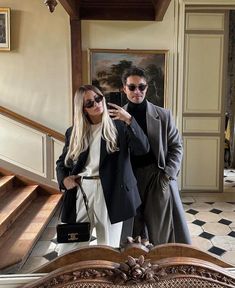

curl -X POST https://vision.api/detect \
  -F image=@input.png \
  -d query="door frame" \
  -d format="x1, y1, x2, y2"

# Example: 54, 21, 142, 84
177, 0, 235, 192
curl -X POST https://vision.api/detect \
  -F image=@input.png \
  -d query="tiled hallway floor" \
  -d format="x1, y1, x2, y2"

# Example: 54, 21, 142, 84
184, 198, 235, 264
17, 169, 235, 273
224, 169, 235, 192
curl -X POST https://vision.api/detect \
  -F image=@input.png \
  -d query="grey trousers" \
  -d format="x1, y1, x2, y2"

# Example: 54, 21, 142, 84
132, 164, 175, 245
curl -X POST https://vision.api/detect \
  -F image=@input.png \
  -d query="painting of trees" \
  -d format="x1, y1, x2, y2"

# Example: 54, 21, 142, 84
89, 49, 167, 107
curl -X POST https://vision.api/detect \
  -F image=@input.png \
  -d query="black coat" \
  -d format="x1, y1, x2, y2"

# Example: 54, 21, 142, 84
56, 118, 150, 224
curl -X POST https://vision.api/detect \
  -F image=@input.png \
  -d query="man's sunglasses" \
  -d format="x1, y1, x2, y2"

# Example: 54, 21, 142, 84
127, 84, 147, 92
84, 95, 103, 109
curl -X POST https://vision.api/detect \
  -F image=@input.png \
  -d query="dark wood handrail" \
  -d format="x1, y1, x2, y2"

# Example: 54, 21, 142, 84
0, 106, 65, 142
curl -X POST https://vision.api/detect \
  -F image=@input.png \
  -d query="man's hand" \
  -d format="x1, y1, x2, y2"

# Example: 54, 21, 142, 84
160, 172, 170, 192
108, 102, 132, 125
63, 175, 80, 190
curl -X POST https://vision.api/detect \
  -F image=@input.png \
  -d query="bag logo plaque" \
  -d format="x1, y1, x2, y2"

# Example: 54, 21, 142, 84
68, 233, 79, 241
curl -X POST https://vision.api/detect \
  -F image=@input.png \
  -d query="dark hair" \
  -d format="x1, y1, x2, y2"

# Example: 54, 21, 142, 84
121, 66, 148, 85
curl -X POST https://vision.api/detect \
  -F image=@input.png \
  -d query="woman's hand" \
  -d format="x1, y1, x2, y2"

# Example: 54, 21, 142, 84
108, 102, 132, 125
63, 175, 80, 190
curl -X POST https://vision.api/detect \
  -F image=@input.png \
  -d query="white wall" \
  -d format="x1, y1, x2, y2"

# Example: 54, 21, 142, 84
0, 0, 72, 133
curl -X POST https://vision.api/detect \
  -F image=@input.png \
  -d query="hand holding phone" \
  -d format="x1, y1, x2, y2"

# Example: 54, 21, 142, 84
108, 103, 132, 125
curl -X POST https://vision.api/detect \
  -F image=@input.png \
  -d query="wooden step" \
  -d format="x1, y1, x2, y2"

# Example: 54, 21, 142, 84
0, 167, 62, 271
0, 185, 38, 237
0, 193, 62, 271
0, 175, 15, 197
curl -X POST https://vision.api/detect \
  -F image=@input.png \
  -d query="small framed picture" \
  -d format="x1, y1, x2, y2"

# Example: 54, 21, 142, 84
0, 8, 10, 51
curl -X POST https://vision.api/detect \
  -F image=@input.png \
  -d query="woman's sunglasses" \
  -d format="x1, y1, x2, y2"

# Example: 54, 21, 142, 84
84, 95, 103, 109
127, 84, 147, 92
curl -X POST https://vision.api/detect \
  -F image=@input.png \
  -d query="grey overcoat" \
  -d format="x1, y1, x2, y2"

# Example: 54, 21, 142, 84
124, 101, 191, 244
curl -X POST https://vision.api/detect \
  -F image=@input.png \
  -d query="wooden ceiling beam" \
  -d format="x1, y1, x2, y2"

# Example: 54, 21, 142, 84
70, 19, 82, 97
80, 6, 155, 21
45, 0, 171, 22
58, 0, 79, 19
151, 0, 171, 21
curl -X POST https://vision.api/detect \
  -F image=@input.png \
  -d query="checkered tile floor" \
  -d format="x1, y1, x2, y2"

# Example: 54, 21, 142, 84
184, 200, 235, 261
224, 169, 235, 192
17, 169, 235, 273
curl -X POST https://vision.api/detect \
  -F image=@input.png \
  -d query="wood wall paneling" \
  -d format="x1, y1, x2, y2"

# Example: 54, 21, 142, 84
182, 136, 220, 190
185, 12, 224, 30
0, 115, 46, 176
183, 117, 221, 133
184, 34, 224, 114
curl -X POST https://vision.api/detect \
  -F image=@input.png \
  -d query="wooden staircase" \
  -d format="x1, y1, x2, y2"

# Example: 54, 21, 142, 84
0, 169, 62, 272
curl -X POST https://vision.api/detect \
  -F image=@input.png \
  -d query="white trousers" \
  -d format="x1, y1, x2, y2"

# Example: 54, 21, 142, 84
56, 179, 123, 256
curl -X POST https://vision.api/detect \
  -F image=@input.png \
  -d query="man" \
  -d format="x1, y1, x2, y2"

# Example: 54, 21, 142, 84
122, 66, 191, 245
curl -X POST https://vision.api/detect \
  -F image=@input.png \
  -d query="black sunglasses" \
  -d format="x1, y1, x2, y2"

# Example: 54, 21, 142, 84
127, 84, 147, 92
84, 95, 103, 109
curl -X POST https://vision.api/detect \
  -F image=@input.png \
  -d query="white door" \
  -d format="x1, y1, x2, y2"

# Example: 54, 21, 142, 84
181, 11, 228, 192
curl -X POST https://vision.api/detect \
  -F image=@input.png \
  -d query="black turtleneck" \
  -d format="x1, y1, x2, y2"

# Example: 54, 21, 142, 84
127, 99, 155, 168
127, 99, 147, 134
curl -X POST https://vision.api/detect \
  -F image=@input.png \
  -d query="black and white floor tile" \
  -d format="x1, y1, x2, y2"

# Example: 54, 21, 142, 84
224, 169, 235, 192
18, 169, 235, 273
184, 200, 235, 262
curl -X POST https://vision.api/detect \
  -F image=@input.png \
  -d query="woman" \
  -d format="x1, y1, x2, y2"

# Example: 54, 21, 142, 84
56, 85, 149, 254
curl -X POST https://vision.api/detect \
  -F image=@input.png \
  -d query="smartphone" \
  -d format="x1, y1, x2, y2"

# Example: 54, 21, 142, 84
108, 92, 122, 106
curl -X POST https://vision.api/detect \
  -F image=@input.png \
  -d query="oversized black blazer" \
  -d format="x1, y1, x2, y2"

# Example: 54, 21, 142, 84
56, 118, 150, 224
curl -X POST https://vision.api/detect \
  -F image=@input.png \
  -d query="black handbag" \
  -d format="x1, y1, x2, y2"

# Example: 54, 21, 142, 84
57, 183, 91, 243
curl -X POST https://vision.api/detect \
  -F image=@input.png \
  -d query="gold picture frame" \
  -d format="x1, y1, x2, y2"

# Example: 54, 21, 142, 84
88, 49, 168, 107
0, 8, 10, 51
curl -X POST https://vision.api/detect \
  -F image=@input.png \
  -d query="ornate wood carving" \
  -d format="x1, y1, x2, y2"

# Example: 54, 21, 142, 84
44, 0, 58, 13
36, 268, 115, 288
156, 265, 235, 286
26, 255, 235, 288
114, 255, 156, 284
114, 255, 235, 286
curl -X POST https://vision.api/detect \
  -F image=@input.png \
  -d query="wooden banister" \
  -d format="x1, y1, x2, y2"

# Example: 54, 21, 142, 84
0, 106, 65, 142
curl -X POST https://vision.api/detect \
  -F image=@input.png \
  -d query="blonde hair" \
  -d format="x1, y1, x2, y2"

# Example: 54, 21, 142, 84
65, 85, 119, 166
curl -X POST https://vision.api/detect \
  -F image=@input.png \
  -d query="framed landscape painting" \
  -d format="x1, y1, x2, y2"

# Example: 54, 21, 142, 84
88, 49, 168, 107
0, 8, 10, 51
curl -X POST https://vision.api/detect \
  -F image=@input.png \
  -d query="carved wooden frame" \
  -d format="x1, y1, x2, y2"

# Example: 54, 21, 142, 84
23, 255, 235, 288
88, 48, 168, 108
24, 243, 235, 288
0, 8, 10, 51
